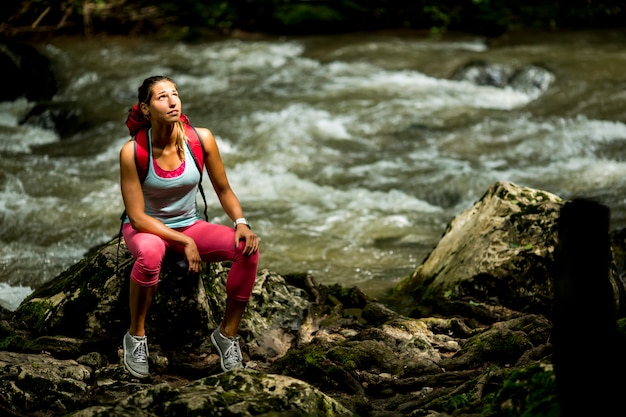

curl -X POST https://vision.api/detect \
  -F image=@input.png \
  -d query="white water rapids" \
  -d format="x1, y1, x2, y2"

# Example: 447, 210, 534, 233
1, 30, 625, 310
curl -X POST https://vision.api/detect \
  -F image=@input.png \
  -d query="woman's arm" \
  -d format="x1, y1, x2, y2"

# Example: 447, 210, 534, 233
197, 127, 259, 254
195, 128, 243, 219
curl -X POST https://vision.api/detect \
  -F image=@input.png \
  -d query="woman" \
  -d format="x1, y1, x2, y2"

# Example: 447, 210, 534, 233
119, 75, 259, 378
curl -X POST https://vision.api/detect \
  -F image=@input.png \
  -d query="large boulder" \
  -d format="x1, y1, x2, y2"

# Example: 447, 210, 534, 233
396, 181, 626, 323
9, 238, 311, 366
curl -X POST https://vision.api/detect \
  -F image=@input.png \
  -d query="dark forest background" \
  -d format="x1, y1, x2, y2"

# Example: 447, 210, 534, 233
2, 0, 625, 40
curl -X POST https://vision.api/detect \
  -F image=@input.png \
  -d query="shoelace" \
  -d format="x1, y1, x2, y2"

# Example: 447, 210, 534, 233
222, 336, 242, 368
132, 337, 149, 363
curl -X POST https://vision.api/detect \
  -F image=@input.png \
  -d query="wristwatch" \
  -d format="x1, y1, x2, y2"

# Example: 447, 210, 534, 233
234, 217, 251, 229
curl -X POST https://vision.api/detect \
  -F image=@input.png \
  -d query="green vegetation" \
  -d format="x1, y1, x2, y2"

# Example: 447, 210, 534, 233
482, 365, 559, 417
271, 343, 333, 383
428, 364, 559, 416
2, 0, 624, 40
11, 300, 53, 335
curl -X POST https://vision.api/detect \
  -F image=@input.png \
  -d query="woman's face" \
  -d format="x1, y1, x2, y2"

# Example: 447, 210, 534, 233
142, 80, 182, 124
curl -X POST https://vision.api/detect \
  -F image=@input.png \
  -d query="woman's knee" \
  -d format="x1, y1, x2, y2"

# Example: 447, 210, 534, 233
233, 240, 260, 263
130, 268, 159, 287
130, 245, 166, 286
137, 244, 166, 269
226, 249, 258, 300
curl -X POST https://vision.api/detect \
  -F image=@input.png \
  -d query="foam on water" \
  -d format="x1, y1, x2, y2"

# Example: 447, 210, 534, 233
0, 283, 33, 312
0, 102, 59, 153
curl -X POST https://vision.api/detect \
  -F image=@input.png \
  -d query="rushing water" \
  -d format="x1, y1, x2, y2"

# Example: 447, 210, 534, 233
1, 30, 625, 310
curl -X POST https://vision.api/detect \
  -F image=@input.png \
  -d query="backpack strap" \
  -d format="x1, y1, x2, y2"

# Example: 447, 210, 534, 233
134, 125, 205, 183
119, 129, 149, 223
134, 129, 150, 184
184, 124, 209, 221
185, 124, 205, 174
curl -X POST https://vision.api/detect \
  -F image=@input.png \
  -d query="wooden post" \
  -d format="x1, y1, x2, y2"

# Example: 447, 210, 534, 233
553, 198, 621, 416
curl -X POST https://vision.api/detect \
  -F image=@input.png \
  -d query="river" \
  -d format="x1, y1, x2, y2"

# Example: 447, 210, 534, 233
1, 29, 625, 310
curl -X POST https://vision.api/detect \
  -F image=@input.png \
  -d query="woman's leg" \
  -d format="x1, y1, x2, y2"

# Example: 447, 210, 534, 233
181, 221, 259, 335
122, 223, 168, 336
128, 281, 157, 337
222, 297, 248, 337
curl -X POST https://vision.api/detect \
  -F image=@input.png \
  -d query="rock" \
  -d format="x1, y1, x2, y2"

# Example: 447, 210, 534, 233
452, 60, 512, 88
508, 64, 555, 97
0, 350, 92, 415
10, 241, 310, 365
440, 314, 552, 370
0, 42, 94, 138
19, 101, 91, 139
0, 42, 57, 102
396, 180, 626, 322
452, 61, 554, 97
69, 369, 353, 417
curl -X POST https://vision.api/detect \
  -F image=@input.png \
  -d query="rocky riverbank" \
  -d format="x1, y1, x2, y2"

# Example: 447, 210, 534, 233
2, 181, 626, 416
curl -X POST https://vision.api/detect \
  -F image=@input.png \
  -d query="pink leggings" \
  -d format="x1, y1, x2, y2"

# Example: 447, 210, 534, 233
122, 221, 259, 302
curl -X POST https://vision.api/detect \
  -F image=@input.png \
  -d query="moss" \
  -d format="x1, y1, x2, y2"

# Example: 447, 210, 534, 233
201, 262, 226, 298
326, 346, 360, 371
445, 393, 470, 411
0, 334, 30, 351
318, 304, 344, 329
329, 340, 398, 374
18, 250, 118, 328
429, 364, 558, 416
327, 284, 368, 308
15, 253, 117, 337
12, 300, 53, 334
271, 344, 330, 382
303, 348, 327, 372
463, 329, 532, 364
86, 254, 117, 288
616, 317, 626, 334
616, 317, 626, 346
487, 365, 559, 417
0, 333, 80, 355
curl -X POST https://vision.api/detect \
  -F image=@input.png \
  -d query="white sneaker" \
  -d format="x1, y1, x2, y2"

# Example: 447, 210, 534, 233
123, 331, 149, 378
210, 327, 243, 372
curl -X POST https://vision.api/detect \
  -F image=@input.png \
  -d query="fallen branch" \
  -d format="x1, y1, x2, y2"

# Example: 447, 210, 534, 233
31, 6, 51, 28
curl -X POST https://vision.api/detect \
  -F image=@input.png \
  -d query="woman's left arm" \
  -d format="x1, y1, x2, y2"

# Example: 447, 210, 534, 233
197, 127, 259, 255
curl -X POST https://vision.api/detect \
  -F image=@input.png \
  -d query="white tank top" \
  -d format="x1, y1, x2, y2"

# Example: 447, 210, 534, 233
141, 129, 202, 228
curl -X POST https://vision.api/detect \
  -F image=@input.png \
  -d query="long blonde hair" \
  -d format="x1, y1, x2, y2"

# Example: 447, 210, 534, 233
174, 120, 187, 161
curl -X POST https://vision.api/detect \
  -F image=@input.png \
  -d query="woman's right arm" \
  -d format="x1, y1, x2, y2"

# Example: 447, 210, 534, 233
120, 140, 149, 230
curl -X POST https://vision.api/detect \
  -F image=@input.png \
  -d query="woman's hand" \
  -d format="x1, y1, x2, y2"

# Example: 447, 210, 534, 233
182, 238, 203, 274
235, 226, 259, 256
